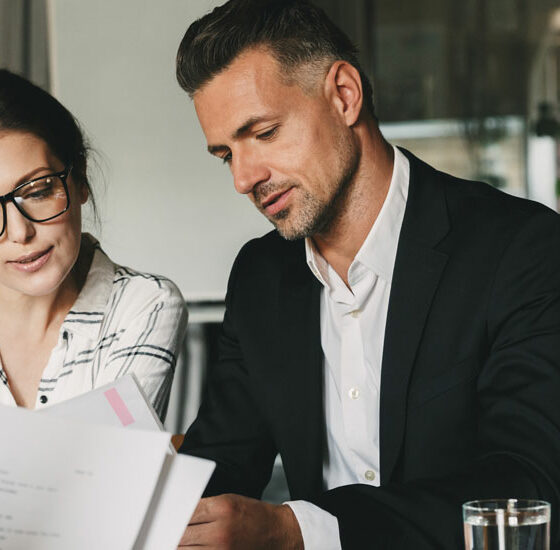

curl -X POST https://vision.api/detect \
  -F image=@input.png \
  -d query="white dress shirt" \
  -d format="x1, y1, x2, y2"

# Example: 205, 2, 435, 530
0, 234, 188, 420
286, 147, 409, 549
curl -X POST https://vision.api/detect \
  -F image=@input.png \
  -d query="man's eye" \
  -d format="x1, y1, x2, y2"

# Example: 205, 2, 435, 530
256, 127, 278, 141
221, 153, 232, 165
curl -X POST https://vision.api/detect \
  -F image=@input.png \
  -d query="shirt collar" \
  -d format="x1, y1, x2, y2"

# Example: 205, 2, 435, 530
62, 233, 115, 339
305, 145, 409, 287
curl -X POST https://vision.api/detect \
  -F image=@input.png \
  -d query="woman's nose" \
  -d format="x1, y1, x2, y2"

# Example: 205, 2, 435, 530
3, 202, 36, 243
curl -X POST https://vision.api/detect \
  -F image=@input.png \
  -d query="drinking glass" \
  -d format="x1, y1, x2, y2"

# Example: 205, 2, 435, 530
463, 499, 550, 550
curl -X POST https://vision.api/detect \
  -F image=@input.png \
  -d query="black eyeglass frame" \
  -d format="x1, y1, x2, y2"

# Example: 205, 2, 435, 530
0, 166, 72, 237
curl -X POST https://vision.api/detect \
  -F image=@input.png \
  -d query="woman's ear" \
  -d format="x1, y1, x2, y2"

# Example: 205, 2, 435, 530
78, 182, 89, 205
324, 61, 363, 126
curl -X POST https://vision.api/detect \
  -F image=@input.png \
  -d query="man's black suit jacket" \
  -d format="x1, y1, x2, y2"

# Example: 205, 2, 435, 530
181, 151, 560, 549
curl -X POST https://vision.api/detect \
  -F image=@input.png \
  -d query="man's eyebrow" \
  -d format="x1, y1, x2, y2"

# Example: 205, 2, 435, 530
207, 116, 271, 155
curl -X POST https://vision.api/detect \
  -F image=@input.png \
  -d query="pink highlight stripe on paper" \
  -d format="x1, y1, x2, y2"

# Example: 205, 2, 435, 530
104, 388, 135, 427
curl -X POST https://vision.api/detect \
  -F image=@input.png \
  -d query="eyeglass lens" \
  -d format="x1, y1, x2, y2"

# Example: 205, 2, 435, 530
1, 175, 69, 234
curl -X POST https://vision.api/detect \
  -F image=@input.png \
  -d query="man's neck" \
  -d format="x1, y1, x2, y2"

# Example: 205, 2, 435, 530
312, 129, 394, 287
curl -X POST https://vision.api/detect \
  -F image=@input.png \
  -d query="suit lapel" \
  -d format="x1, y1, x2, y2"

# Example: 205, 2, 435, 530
380, 151, 450, 483
276, 243, 324, 498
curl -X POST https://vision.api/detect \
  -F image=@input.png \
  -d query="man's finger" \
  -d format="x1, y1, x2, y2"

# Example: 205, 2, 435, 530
188, 497, 216, 525
179, 520, 220, 546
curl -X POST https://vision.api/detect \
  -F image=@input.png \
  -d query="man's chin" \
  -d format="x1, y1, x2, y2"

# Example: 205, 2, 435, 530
276, 228, 302, 241
273, 219, 311, 241
267, 204, 320, 240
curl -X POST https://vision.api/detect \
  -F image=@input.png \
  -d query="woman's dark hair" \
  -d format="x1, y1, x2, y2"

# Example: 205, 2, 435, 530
176, 0, 375, 116
0, 69, 95, 212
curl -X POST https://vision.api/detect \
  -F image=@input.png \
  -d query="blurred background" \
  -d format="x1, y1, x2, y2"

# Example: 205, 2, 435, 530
1, 0, 559, 499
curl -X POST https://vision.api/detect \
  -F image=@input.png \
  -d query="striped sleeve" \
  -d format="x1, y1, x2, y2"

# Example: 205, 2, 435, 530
94, 275, 188, 421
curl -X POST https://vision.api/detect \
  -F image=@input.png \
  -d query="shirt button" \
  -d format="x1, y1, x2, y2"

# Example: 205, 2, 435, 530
350, 310, 360, 318
39, 395, 48, 404
365, 470, 376, 481
348, 387, 360, 400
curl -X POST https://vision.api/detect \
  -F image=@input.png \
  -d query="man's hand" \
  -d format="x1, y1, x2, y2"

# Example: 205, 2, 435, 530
178, 494, 304, 549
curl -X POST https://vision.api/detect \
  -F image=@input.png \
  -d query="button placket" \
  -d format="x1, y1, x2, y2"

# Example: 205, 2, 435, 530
37, 327, 71, 408
340, 312, 368, 453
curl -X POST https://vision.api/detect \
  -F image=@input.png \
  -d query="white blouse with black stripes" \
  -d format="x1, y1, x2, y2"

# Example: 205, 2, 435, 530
0, 235, 188, 421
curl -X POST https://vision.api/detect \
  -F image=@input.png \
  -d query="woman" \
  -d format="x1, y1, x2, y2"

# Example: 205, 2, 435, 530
0, 69, 187, 420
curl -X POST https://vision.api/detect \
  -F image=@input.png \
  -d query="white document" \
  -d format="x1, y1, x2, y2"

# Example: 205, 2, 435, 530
40, 373, 163, 432
134, 453, 215, 549
0, 384, 215, 550
40, 374, 176, 454
0, 405, 170, 549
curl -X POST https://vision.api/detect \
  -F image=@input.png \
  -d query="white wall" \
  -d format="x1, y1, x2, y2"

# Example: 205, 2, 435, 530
48, 0, 271, 300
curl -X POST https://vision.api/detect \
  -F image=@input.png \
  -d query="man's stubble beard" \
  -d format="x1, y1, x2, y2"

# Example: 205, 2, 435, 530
271, 134, 361, 241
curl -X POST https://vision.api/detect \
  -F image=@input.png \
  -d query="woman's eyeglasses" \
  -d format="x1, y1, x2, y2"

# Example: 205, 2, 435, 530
0, 167, 71, 236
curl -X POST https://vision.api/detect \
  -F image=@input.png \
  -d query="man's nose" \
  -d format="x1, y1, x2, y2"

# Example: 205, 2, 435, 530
231, 150, 270, 195
3, 202, 35, 243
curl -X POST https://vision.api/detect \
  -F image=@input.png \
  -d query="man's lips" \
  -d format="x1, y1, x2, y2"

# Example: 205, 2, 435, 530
261, 187, 294, 216
8, 246, 53, 272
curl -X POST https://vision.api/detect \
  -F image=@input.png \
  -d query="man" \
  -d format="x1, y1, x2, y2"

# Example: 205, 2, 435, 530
176, 1, 560, 548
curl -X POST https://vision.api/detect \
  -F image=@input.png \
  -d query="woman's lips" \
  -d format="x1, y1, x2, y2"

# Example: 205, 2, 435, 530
8, 246, 53, 273
263, 187, 294, 216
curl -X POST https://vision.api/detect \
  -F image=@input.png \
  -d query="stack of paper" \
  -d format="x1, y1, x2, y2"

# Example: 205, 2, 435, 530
0, 375, 214, 550
40, 373, 164, 432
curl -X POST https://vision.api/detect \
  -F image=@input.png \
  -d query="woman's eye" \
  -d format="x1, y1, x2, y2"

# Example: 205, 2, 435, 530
28, 190, 50, 199
21, 185, 53, 200
222, 153, 232, 164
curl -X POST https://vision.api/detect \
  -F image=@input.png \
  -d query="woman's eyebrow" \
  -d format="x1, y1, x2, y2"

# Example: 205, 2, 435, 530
9, 166, 61, 189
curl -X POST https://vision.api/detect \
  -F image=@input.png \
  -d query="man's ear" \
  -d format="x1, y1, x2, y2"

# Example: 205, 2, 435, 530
324, 61, 363, 126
